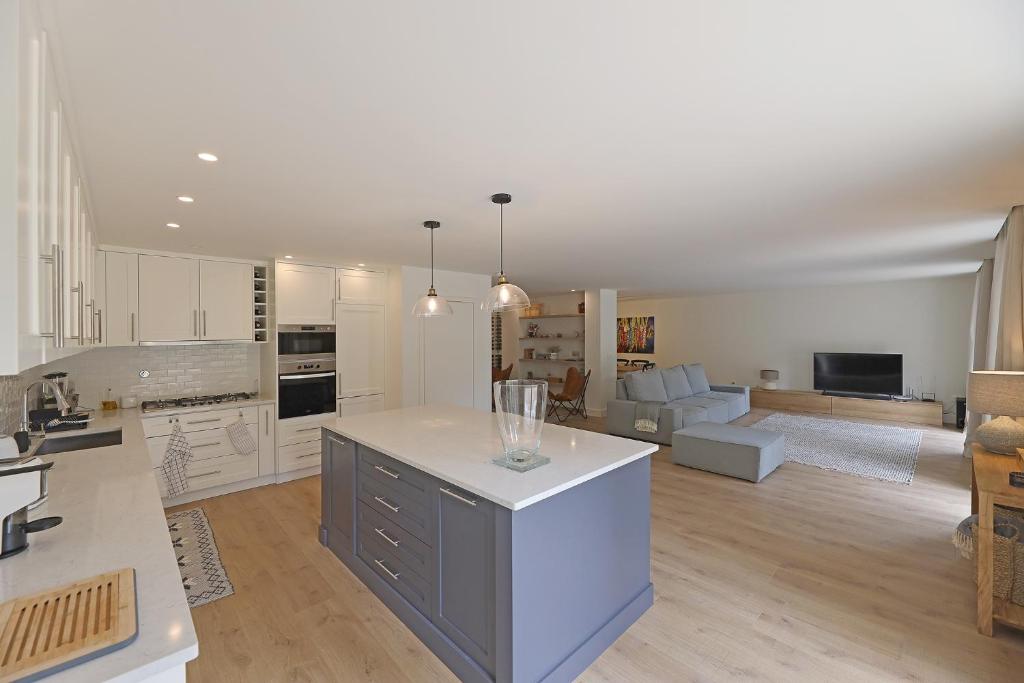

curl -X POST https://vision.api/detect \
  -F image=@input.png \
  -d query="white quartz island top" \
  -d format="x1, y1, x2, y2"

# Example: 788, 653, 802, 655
325, 404, 658, 510
0, 409, 198, 682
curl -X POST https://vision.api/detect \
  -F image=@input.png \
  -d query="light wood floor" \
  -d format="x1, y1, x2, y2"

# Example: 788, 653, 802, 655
172, 409, 1024, 682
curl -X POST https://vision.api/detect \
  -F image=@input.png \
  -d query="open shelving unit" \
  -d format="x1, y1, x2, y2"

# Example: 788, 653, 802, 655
253, 265, 269, 343
518, 312, 585, 384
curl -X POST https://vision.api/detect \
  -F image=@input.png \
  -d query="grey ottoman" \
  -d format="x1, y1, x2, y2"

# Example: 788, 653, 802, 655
671, 422, 785, 482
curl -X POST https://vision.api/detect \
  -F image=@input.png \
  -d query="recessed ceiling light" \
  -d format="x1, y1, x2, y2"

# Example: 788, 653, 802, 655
284, 255, 293, 259
197, 152, 218, 162
177, 196, 194, 203
357, 263, 366, 267
166, 223, 180, 228
570, 289, 576, 292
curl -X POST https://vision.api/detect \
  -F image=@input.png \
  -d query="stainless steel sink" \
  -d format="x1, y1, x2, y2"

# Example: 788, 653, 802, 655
34, 429, 123, 455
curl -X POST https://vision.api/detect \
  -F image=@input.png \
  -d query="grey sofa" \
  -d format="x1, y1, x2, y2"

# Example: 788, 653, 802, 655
606, 363, 750, 444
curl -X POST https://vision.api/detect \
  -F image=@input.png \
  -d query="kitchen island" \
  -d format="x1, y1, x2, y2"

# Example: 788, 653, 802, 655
320, 404, 657, 683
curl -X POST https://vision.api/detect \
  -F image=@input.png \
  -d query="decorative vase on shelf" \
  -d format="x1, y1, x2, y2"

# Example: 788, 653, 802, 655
493, 380, 550, 472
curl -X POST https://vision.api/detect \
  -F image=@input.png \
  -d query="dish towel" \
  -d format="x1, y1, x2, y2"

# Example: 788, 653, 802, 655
161, 423, 194, 497
634, 401, 661, 434
226, 418, 257, 456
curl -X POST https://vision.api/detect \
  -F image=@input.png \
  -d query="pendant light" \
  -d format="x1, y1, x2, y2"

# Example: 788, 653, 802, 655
411, 220, 453, 317
481, 193, 530, 313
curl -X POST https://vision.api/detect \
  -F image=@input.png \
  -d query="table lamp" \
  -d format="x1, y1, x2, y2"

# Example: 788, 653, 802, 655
967, 371, 1024, 455
760, 369, 780, 391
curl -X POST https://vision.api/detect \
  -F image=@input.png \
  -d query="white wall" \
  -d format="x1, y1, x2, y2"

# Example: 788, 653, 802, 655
618, 275, 974, 416
398, 266, 491, 411
585, 289, 617, 415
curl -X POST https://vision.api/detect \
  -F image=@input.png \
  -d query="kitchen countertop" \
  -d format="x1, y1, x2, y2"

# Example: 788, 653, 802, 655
0, 408, 198, 682
325, 404, 657, 510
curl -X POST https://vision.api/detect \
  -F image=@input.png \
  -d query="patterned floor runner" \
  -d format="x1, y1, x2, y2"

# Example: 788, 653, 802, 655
166, 507, 235, 608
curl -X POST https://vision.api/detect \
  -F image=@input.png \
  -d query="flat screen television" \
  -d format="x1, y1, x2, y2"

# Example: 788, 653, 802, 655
813, 352, 903, 397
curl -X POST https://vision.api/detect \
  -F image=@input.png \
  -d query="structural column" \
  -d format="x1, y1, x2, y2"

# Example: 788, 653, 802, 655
584, 289, 617, 416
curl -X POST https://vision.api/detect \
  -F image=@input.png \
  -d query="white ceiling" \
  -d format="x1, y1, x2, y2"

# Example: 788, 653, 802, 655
40, 0, 1024, 296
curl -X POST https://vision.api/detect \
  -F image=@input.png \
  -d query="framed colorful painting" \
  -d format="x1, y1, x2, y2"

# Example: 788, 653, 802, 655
617, 316, 655, 354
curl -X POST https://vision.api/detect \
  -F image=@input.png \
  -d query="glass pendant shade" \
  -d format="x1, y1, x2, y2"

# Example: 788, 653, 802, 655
411, 220, 453, 318
482, 275, 531, 313
482, 193, 531, 313
412, 288, 453, 317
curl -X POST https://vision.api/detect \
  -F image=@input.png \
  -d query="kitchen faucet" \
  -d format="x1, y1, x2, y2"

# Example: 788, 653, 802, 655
19, 379, 72, 433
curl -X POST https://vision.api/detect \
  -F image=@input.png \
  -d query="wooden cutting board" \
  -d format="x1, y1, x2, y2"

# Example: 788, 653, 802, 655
0, 568, 137, 682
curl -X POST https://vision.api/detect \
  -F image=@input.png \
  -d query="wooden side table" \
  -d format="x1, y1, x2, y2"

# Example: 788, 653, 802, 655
971, 443, 1024, 635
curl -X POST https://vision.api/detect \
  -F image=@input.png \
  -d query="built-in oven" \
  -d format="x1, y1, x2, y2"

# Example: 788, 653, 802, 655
278, 324, 336, 358
278, 357, 336, 419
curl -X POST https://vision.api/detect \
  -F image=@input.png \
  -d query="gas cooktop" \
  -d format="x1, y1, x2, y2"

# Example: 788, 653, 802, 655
140, 392, 259, 413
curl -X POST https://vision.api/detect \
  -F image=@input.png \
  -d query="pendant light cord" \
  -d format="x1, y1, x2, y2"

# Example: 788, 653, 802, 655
499, 203, 504, 276
430, 226, 435, 289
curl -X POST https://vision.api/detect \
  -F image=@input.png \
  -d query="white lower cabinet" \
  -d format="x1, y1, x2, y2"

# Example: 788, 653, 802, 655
337, 394, 385, 416
277, 413, 334, 475
144, 404, 272, 503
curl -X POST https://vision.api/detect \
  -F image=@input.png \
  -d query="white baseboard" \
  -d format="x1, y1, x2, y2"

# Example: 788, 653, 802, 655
162, 473, 277, 508
276, 465, 320, 484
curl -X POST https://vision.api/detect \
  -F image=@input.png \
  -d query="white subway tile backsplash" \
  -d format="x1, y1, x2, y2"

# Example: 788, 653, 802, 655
0, 344, 262, 433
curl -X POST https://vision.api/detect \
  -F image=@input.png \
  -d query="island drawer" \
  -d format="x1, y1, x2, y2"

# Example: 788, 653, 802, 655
358, 501, 432, 581
142, 406, 258, 437
358, 447, 432, 508
357, 532, 431, 617
358, 474, 433, 544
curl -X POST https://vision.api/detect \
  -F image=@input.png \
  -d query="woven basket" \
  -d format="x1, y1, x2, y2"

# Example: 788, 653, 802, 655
999, 506, 1024, 604
953, 509, 1024, 602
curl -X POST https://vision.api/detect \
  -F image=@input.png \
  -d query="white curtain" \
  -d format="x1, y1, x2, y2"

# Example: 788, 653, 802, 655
965, 205, 1024, 456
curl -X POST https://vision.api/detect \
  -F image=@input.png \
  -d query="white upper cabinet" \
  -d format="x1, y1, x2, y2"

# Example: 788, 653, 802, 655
99, 250, 139, 346
199, 260, 253, 341
338, 268, 386, 305
276, 263, 336, 325
138, 255, 200, 342
336, 303, 386, 398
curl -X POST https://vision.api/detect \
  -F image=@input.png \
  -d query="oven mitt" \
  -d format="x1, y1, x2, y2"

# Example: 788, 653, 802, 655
226, 417, 257, 456
161, 423, 194, 497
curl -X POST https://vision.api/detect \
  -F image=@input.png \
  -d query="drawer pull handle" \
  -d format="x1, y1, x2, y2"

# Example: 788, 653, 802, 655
297, 452, 319, 459
187, 418, 221, 425
440, 487, 478, 507
374, 559, 400, 581
295, 426, 321, 432
187, 470, 222, 479
374, 464, 400, 480
191, 441, 222, 448
374, 527, 400, 547
373, 496, 400, 513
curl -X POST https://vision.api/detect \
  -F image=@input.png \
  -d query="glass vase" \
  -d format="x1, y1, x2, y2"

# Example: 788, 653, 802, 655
493, 379, 550, 471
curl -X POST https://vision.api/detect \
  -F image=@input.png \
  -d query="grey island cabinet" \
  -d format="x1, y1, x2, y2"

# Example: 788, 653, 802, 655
319, 404, 658, 683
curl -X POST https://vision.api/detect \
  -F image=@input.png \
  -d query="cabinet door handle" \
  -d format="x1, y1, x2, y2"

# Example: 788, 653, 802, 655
96, 308, 103, 343
374, 559, 400, 581
73, 280, 84, 344
265, 409, 269, 436
374, 464, 400, 480
373, 495, 400, 513
187, 470, 222, 479
130, 312, 135, 342
203, 309, 207, 337
374, 528, 399, 547
193, 310, 197, 336
440, 487, 478, 507
297, 452, 318, 459
87, 299, 95, 342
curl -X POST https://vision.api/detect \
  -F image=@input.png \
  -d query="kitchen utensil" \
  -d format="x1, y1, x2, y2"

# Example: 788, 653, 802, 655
0, 568, 138, 681
0, 459, 60, 558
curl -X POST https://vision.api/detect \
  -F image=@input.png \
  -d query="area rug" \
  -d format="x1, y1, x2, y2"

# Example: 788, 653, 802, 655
750, 413, 923, 484
166, 507, 235, 607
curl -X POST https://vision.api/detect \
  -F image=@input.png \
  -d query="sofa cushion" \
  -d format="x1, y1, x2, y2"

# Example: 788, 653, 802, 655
674, 395, 729, 423
683, 363, 712, 394
625, 369, 669, 403
661, 365, 694, 400
703, 390, 746, 421
615, 379, 628, 400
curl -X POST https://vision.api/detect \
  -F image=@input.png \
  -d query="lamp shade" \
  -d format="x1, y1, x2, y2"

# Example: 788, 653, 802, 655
411, 290, 453, 317
967, 371, 1024, 416
760, 369, 780, 381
